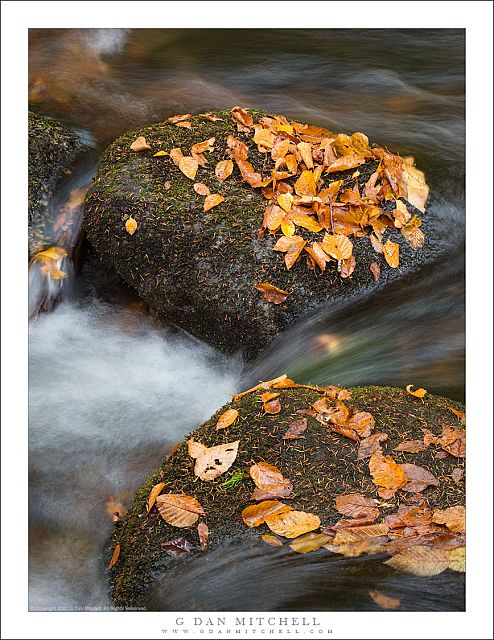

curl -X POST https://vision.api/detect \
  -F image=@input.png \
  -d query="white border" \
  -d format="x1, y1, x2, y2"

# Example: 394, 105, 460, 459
1, 1, 493, 638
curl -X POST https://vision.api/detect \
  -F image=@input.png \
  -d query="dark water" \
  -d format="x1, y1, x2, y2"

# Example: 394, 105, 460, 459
28, 28, 465, 611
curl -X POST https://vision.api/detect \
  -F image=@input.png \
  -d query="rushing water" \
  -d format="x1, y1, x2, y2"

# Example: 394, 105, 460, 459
28, 28, 465, 611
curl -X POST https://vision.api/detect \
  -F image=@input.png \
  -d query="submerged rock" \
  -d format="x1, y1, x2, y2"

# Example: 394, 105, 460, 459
28, 111, 83, 255
107, 384, 465, 611
84, 109, 449, 358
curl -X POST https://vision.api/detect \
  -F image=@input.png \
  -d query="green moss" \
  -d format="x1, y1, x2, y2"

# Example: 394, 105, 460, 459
107, 385, 465, 609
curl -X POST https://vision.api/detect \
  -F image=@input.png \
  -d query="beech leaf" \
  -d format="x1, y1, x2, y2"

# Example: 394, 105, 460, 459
242, 500, 293, 528
130, 136, 151, 152
146, 482, 165, 513
215, 159, 234, 182
204, 194, 224, 212
187, 439, 240, 481
264, 510, 321, 538
197, 522, 209, 551
385, 545, 451, 577
254, 282, 290, 304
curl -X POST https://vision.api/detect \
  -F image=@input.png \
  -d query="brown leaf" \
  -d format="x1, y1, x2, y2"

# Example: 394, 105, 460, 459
451, 467, 464, 484
146, 482, 165, 513
273, 235, 307, 270
191, 138, 215, 154
332, 523, 389, 544
406, 384, 427, 399
325, 536, 388, 558
340, 255, 356, 278
187, 439, 240, 481
265, 510, 321, 538
321, 233, 353, 260
334, 493, 380, 520
432, 506, 465, 533
161, 537, 193, 557
178, 156, 199, 180
254, 282, 290, 304
193, 182, 210, 196
383, 240, 399, 268
368, 590, 400, 610
283, 418, 308, 440
261, 534, 284, 547
231, 106, 253, 130
260, 391, 279, 402
394, 440, 426, 453
108, 543, 120, 569
369, 451, 407, 490
348, 411, 375, 438
305, 242, 329, 272
167, 113, 192, 125
357, 432, 388, 460
197, 522, 209, 551
164, 181, 171, 190
125, 218, 138, 235
204, 193, 224, 212
130, 136, 151, 152
199, 113, 223, 122
294, 170, 317, 197
216, 408, 239, 431
402, 157, 429, 212
215, 159, 234, 182
436, 425, 466, 458
370, 261, 381, 281
106, 496, 127, 522
401, 215, 425, 248
289, 532, 330, 554
156, 494, 206, 528
400, 463, 439, 493
242, 500, 293, 528
385, 545, 451, 576
263, 397, 281, 415
369, 234, 383, 254
249, 462, 292, 500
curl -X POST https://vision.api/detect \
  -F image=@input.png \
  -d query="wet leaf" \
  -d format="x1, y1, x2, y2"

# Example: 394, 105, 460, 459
340, 255, 356, 278
385, 545, 451, 576
332, 523, 389, 544
254, 282, 291, 304
178, 156, 199, 180
161, 537, 193, 557
146, 482, 165, 513
369, 234, 383, 254
125, 218, 138, 235
432, 506, 465, 533
263, 397, 281, 415
406, 384, 427, 399
369, 451, 406, 490
296, 142, 314, 169
402, 157, 429, 212
169, 147, 184, 166
436, 425, 465, 458
394, 439, 426, 453
357, 432, 388, 460
250, 461, 293, 500
130, 136, 151, 152
193, 182, 210, 196
231, 106, 253, 130
204, 193, 224, 212
326, 536, 388, 557
326, 154, 365, 172
448, 546, 465, 572
393, 199, 412, 228
215, 159, 234, 182
449, 407, 466, 422
156, 494, 206, 528
167, 113, 192, 125
451, 467, 464, 484
383, 240, 399, 268
273, 235, 307, 270
216, 408, 239, 431
348, 411, 375, 438
265, 510, 321, 538
370, 262, 381, 281
260, 391, 279, 403
400, 463, 439, 493
197, 522, 209, 550
191, 138, 215, 154
153, 150, 167, 157
283, 418, 308, 440
108, 543, 120, 569
187, 439, 240, 481
261, 534, 284, 547
289, 532, 330, 554
242, 500, 293, 528
401, 215, 425, 248
305, 242, 329, 272
277, 192, 293, 214
294, 170, 317, 197
334, 493, 380, 521
368, 590, 400, 610
321, 233, 353, 260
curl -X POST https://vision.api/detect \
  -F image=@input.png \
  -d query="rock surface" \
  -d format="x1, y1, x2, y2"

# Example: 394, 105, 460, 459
107, 385, 465, 610
84, 109, 450, 358
28, 111, 83, 255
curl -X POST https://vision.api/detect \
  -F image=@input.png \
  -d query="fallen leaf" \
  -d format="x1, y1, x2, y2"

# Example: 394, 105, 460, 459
448, 546, 465, 572
193, 183, 210, 196
187, 439, 240, 481
294, 170, 317, 197
369, 234, 383, 254
368, 590, 400, 610
178, 156, 199, 180
357, 432, 388, 460
334, 493, 380, 521
402, 157, 429, 212
277, 192, 294, 214
216, 408, 239, 431
125, 218, 138, 235
451, 467, 464, 483
130, 136, 151, 152
273, 235, 307, 270
249, 462, 292, 498
400, 463, 439, 493
108, 543, 120, 569
261, 534, 284, 547
394, 440, 426, 453
332, 523, 389, 544
340, 255, 356, 278
242, 500, 293, 528
204, 194, 224, 212
289, 532, 330, 554
401, 215, 425, 248
263, 397, 281, 415
325, 536, 388, 557
432, 506, 465, 533
393, 199, 412, 228
197, 522, 209, 551
215, 159, 234, 182
169, 148, 184, 166
156, 494, 206, 528
106, 496, 127, 522
369, 451, 407, 490
348, 411, 375, 438
436, 425, 466, 458
283, 418, 308, 440
231, 106, 253, 130
254, 282, 291, 304
161, 537, 193, 557
191, 138, 215, 154
383, 240, 399, 268
146, 482, 165, 513
265, 510, 321, 539
449, 407, 466, 422
370, 261, 381, 282
296, 142, 314, 169
153, 150, 167, 157
406, 384, 427, 399
385, 545, 451, 576
305, 242, 329, 272
321, 233, 353, 260
164, 181, 171, 190
199, 113, 223, 122
326, 154, 366, 172
167, 113, 192, 124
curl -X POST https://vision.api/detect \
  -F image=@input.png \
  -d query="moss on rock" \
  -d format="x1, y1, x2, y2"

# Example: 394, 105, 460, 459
84, 109, 450, 358
28, 111, 83, 255
107, 385, 465, 610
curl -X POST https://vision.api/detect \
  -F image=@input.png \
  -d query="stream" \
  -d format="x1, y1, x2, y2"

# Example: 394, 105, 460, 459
28, 28, 465, 611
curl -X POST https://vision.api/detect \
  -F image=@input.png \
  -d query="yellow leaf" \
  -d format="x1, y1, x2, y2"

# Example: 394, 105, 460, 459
261, 534, 284, 547
125, 218, 138, 235
130, 136, 151, 152
187, 439, 239, 481
369, 451, 406, 490
289, 532, 330, 554
401, 215, 425, 249
242, 501, 293, 528
383, 240, 399, 268
321, 233, 353, 260
281, 216, 295, 237
294, 170, 317, 197
216, 408, 238, 431
153, 150, 167, 157
215, 159, 234, 182
146, 482, 165, 513
191, 137, 215, 154
204, 194, 224, 212
178, 156, 199, 180
264, 510, 321, 538
108, 543, 120, 569
169, 148, 184, 166
448, 546, 465, 572
277, 192, 293, 214
406, 384, 427, 399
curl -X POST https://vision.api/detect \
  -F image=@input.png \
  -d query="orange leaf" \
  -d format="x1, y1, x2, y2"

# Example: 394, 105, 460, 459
261, 534, 284, 547
199, 112, 223, 122
383, 240, 399, 268
264, 510, 321, 539
370, 261, 381, 281
204, 194, 224, 212
146, 482, 165, 513
321, 233, 353, 260
305, 242, 328, 271
394, 439, 426, 453
368, 590, 400, 610
334, 493, 380, 520
340, 255, 356, 278
260, 392, 279, 402
178, 156, 199, 180
254, 282, 290, 304
432, 506, 465, 533
130, 136, 151, 152
215, 159, 234, 182
385, 546, 451, 576
449, 407, 465, 421
156, 494, 206, 528
187, 439, 240, 481
216, 408, 239, 431
273, 235, 306, 270
263, 397, 281, 415
169, 147, 184, 166
167, 113, 192, 124
193, 182, 210, 196
406, 384, 427, 399
326, 154, 365, 173
283, 418, 308, 440
289, 532, 330, 554
296, 142, 314, 169
294, 170, 317, 197
242, 500, 293, 528
369, 451, 406, 490
231, 106, 253, 130
250, 461, 292, 499
277, 192, 293, 214
108, 543, 120, 569
191, 137, 215, 154
125, 218, 138, 235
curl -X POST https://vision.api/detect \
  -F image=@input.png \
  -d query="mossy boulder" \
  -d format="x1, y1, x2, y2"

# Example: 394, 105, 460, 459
108, 385, 465, 611
28, 111, 83, 255
84, 109, 449, 358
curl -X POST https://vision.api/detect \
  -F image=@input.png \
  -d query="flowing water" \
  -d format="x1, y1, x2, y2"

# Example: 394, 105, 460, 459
28, 28, 465, 611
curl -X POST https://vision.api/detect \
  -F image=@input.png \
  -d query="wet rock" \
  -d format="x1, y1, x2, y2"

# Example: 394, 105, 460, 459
84, 109, 451, 358
107, 385, 465, 610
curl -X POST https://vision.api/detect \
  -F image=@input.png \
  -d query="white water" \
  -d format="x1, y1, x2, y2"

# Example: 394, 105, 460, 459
28, 297, 241, 610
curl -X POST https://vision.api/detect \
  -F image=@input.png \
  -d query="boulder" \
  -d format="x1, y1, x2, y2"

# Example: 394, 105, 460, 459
28, 111, 83, 255
84, 109, 449, 358
107, 384, 465, 611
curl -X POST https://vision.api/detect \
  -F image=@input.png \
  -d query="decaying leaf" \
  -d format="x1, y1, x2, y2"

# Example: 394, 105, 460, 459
242, 500, 293, 528
167, 113, 192, 125
130, 136, 151, 152
384, 545, 451, 576
357, 432, 388, 460
231, 106, 253, 131
435, 425, 466, 458
161, 537, 193, 557
106, 496, 127, 522
400, 463, 439, 493
169, 147, 184, 166
146, 482, 165, 513
432, 506, 465, 533
193, 182, 210, 196
178, 156, 199, 180
265, 510, 321, 538
370, 261, 381, 281
406, 384, 427, 399
263, 397, 281, 415
191, 138, 215, 154
250, 461, 293, 500
254, 282, 291, 304
125, 218, 138, 235
216, 408, 239, 431
204, 193, 224, 212
368, 590, 400, 610
187, 439, 240, 481
325, 536, 388, 558
156, 494, 206, 528
369, 451, 406, 490
334, 493, 380, 521
289, 532, 330, 554
394, 439, 426, 453
401, 215, 425, 248
261, 534, 284, 547
108, 543, 120, 569
451, 467, 464, 484
383, 240, 399, 268
283, 418, 308, 440
215, 159, 234, 182
197, 522, 209, 551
